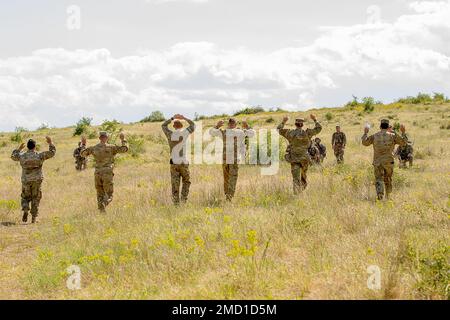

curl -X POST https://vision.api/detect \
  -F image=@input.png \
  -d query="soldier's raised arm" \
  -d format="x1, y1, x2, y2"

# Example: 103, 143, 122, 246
161, 118, 173, 139
361, 127, 374, 146
184, 116, 196, 134
307, 114, 322, 137
39, 136, 56, 160
277, 116, 290, 139
113, 133, 129, 155
11, 143, 25, 161
81, 146, 93, 158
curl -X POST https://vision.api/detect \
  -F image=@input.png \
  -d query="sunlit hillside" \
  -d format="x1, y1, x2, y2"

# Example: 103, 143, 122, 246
0, 101, 449, 299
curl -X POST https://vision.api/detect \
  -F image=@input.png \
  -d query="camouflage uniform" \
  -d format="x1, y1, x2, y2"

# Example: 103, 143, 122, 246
395, 134, 414, 168
308, 141, 321, 165
316, 141, 327, 163
278, 120, 322, 194
162, 118, 196, 205
81, 139, 128, 211
11, 144, 56, 222
362, 123, 407, 200
332, 131, 347, 164
73, 143, 87, 171
209, 126, 255, 201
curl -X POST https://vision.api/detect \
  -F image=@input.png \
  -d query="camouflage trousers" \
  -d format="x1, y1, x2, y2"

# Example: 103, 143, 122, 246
291, 160, 309, 194
21, 180, 42, 217
223, 164, 239, 201
399, 155, 413, 168
75, 158, 87, 171
373, 163, 394, 200
334, 146, 345, 164
95, 171, 114, 211
170, 164, 191, 205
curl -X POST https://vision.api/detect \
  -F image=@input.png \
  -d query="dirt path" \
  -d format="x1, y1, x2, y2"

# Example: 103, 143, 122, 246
0, 221, 38, 299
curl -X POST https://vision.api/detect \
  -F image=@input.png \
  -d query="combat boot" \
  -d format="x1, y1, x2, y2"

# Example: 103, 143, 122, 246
31, 216, 38, 224
22, 211, 29, 223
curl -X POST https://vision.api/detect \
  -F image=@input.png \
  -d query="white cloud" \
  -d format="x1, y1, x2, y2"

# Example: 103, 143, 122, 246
0, 0, 449, 131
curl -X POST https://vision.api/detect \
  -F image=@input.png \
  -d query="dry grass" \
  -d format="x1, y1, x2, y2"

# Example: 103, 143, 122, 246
0, 103, 449, 300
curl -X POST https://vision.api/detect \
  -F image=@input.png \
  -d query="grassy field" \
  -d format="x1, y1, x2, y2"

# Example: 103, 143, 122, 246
0, 102, 449, 300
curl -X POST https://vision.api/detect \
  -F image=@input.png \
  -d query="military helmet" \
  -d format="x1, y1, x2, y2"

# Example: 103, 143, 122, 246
99, 131, 109, 138
295, 118, 305, 124
380, 119, 390, 125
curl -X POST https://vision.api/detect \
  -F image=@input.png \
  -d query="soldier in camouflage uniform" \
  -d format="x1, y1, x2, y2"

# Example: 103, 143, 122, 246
11, 137, 56, 223
362, 119, 408, 200
278, 115, 322, 194
314, 137, 327, 163
162, 114, 196, 205
210, 118, 255, 201
308, 140, 321, 165
332, 125, 346, 164
81, 131, 128, 212
73, 136, 87, 171
395, 139, 414, 168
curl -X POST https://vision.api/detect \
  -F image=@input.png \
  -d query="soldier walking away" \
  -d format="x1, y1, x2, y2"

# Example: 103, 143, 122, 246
332, 125, 346, 164
278, 115, 322, 194
162, 114, 196, 205
362, 119, 408, 200
395, 140, 414, 168
73, 136, 87, 171
81, 131, 128, 212
209, 118, 255, 201
11, 136, 56, 223
308, 140, 321, 165
314, 137, 327, 163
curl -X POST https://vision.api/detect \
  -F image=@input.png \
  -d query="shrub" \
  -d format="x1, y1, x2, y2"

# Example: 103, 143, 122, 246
362, 97, 375, 113
345, 95, 359, 109
127, 134, 146, 158
100, 120, 122, 144
233, 106, 265, 116
140, 111, 165, 123
265, 117, 275, 124
73, 117, 93, 136
404, 242, 449, 299
10, 127, 29, 143
325, 112, 334, 121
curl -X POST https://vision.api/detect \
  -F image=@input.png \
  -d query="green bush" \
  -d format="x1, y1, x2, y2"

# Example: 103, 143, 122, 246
127, 134, 146, 158
10, 127, 29, 143
100, 120, 122, 144
73, 117, 93, 136
362, 97, 375, 113
233, 106, 265, 116
140, 111, 165, 123
325, 112, 334, 121
345, 95, 359, 109
404, 242, 449, 299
